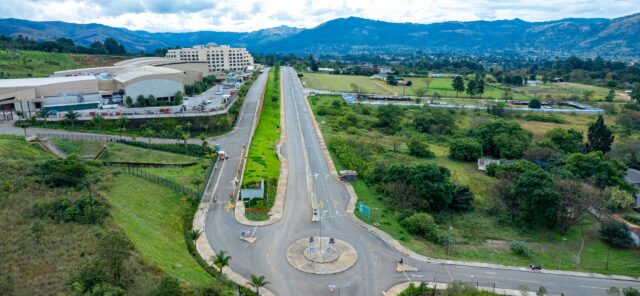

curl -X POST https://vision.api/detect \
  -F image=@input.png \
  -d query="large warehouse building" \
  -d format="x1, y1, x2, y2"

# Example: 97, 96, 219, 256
0, 57, 213, 117
166, 43, 254, 72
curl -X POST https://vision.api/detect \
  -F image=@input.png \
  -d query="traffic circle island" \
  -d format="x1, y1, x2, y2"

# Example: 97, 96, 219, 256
286, 237, 358, 274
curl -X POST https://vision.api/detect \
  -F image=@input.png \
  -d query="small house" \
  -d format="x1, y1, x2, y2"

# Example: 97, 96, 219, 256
625, 169, 640, 208
477, 159, 501, 171
240, 179, 265, 201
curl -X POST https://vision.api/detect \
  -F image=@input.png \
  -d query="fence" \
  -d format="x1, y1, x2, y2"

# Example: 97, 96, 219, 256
36, 132, 121, 142
122, 167, 199, 199
36, 132, 212, 157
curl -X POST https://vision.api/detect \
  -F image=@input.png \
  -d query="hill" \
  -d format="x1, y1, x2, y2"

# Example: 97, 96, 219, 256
0, 14, 639, 58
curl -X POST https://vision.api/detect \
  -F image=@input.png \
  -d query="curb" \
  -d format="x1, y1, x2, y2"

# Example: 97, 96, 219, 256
191, 70, 275, 295
300, 75, 640, 283
384, 282, 542, 296
234, 67, 287, 227
193, 202, 275, 296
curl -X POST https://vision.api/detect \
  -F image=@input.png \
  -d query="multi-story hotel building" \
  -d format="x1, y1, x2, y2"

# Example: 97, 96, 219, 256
166, 43, 254, 72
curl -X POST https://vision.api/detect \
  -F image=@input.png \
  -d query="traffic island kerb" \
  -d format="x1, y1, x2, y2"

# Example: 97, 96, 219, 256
286, 237, 357, 274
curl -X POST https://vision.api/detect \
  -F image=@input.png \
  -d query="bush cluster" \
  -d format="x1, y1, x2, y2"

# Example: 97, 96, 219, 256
117, 140, 213, 157
30, 196, 107, 224
510, 240, 532, 256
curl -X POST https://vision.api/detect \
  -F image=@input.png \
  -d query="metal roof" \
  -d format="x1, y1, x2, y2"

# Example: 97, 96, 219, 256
626, 169, 640, 185
112, 66, 183, 84
0, 75, 96, 88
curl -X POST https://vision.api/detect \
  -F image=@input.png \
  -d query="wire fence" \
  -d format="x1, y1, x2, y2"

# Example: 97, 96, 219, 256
36, 132, 121, 142
122, 167, 199, 199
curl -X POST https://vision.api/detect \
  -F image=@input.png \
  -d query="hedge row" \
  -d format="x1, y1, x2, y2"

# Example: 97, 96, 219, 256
117, 139, 213, 157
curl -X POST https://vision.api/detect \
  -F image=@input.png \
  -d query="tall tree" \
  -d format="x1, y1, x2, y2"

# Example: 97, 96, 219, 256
452, 76, 465, 97
586, 116, 614, 153
466, 80, 477, 97
514, 169, 560, 229
96, 231, 133, 286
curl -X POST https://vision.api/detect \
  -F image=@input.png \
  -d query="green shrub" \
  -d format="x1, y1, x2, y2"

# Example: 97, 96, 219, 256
117, 140, 213, 157
407, 138, 435, 158
401, 212, 439, 241
601, 220, 634, 248
450, 185, 474, 212
449, 138, 482, 161
510, 240, 532, 256
30, 196, 107, 224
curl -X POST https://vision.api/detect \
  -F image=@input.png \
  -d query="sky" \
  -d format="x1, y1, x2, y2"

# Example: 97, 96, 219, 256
1, 0, 638, 32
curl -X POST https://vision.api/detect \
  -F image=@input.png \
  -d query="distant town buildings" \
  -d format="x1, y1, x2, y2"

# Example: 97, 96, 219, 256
166, 43, 254, 72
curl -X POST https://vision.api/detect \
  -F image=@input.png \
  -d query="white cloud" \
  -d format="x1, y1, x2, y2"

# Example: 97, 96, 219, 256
0, 0, 637, 32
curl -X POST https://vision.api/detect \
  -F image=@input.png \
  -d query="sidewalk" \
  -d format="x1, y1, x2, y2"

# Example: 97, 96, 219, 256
384, 282, 543, 296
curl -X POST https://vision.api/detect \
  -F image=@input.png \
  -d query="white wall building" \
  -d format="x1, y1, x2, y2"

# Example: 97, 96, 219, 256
166, 43, 254, 72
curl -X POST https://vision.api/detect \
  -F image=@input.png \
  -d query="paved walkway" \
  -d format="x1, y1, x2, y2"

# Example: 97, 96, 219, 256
385, 282, 542, 296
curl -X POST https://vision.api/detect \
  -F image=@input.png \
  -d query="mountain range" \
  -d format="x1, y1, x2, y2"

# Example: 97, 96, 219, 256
0, 14, 639, 58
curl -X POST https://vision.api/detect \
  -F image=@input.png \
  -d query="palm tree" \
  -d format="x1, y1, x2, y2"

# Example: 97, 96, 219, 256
36, 109, 49, 127
142, 128, 154, 144
91, 115, 104, 131
211, 250, 231, 273
182, 132, 191, 154
249, 274, 270, 296
117, 115, 128, 136
64, 110, 79, 128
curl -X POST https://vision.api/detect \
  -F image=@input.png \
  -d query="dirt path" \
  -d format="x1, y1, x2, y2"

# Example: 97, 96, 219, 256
373, 80, 398, 96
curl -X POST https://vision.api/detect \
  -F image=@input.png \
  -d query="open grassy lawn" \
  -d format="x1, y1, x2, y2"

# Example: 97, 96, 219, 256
0, 135, 52, 159
302, 73, 532, 100
103, 175, 213, 287
302, 72, 393, 94
309, 94, 640, 277
243, 68, 280, 218
243, 67, 281, 185
0, 50, 124, 78
100, 142, 200, 164
145, 164, 208, 191
512, 82, 624, 101
49, 138, 107, 158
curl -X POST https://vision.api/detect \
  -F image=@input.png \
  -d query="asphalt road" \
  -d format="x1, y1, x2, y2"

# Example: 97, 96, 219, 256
204, 67, 640, 296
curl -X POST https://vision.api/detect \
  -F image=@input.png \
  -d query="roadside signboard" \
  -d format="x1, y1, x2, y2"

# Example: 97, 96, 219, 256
310, 247, 315, 254
357, 202, 371, 218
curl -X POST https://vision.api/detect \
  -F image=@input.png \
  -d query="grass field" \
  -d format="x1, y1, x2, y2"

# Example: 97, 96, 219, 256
0, 50, 124, 78
302, 73, 532, 100
103, 175, 214, 287
145, 164, 208, 191
100, 142, 200, 164
309, 94, 640, 277
512, 82, 625, 101
49, 138, 200, 164
0, 135, 52, 159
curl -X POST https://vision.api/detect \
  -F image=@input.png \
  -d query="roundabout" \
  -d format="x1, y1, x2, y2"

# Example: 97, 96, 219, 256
286, 237, 358, 274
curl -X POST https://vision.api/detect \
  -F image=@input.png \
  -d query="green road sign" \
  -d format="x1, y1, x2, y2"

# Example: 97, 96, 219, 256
357, 202, 371, 218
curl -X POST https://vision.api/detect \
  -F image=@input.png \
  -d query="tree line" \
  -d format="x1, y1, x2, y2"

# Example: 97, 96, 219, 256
0, 35, 129, 56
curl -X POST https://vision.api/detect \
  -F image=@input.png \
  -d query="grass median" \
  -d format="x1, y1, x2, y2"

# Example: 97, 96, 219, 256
242, 66, 281, 220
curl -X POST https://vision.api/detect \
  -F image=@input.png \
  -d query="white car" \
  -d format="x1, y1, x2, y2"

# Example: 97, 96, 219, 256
204, 99, 212, 104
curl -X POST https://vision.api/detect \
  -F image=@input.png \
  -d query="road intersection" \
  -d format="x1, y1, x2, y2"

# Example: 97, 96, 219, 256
200, 67, 640, 295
